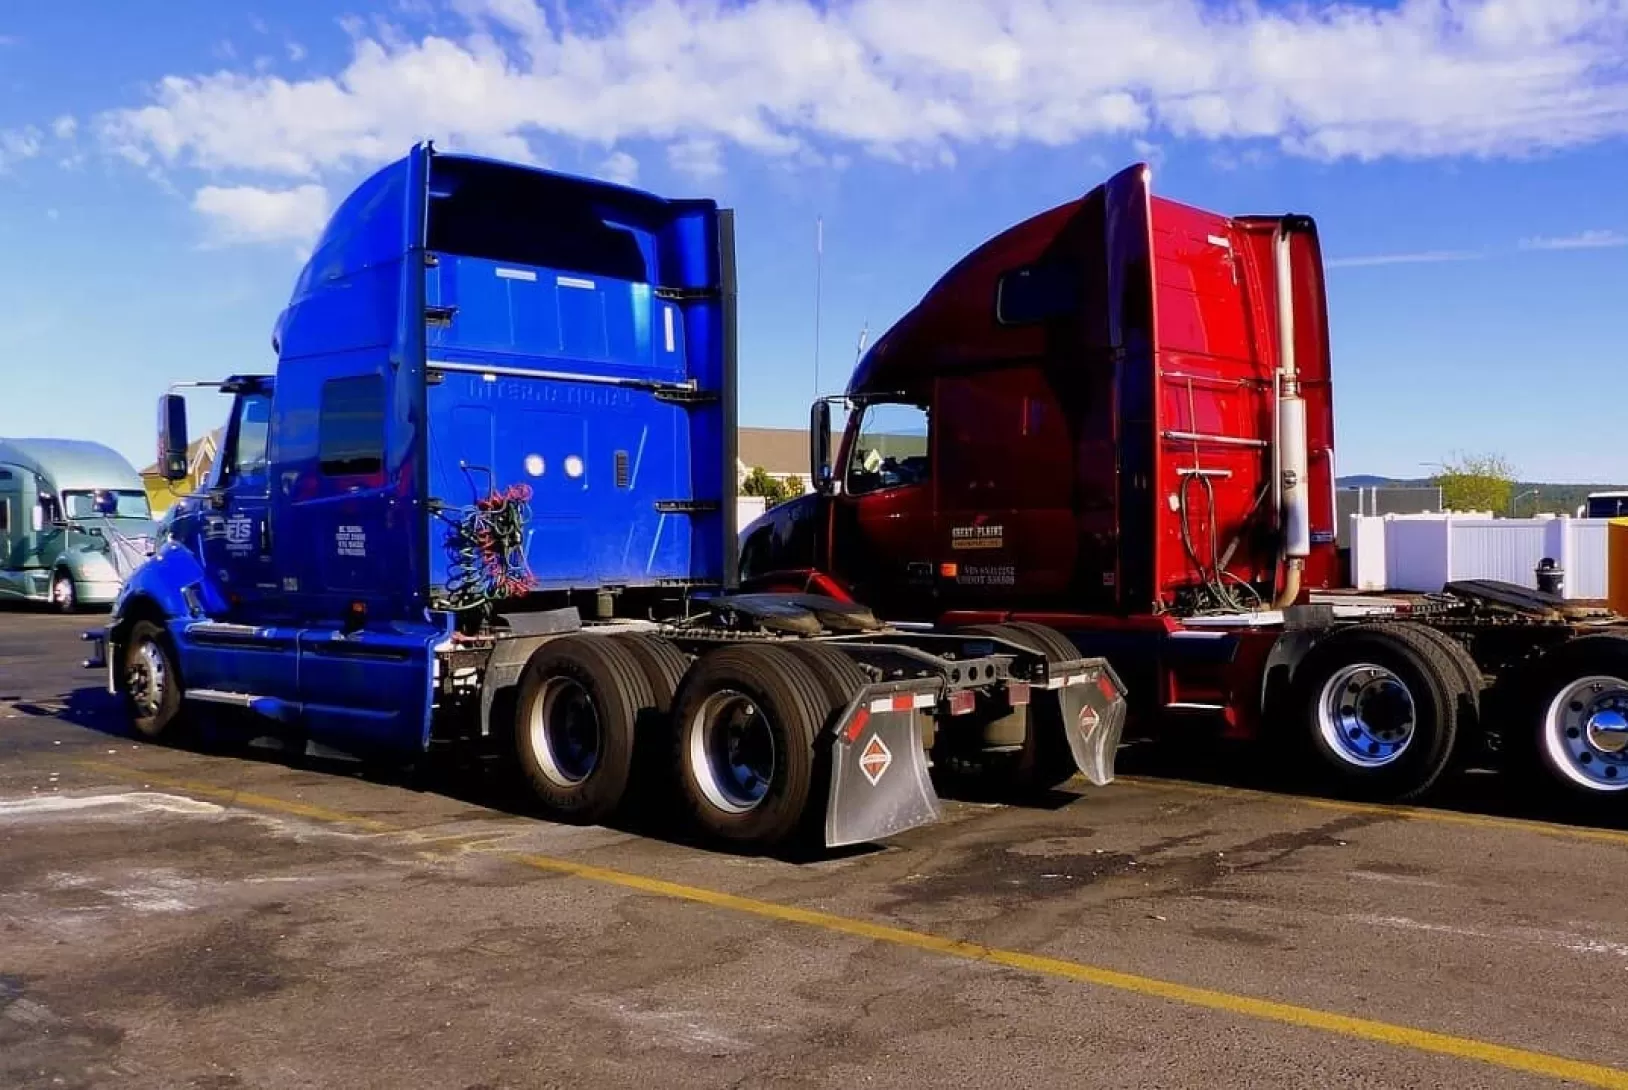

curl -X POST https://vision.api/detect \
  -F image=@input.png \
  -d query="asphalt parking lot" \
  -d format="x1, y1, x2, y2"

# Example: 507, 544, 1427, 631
4, 611, 1628, 1089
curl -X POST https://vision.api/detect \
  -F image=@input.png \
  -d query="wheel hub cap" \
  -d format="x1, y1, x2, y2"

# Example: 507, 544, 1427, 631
1317, 663, 1417, 768
529, 678, 601, 787
1545, 675, 1628, 791
127, 641, 166, 717
689, 690, 776, 814
1586, 709, 1628, 756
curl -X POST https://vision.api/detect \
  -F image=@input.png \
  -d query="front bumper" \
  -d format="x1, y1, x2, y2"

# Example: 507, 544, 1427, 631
81, 628, 116, 694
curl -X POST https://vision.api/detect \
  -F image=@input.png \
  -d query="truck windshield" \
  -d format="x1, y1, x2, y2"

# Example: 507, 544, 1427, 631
1586, 495, 1628, 518
61, 490, 151, 520
845, 400, 930, 496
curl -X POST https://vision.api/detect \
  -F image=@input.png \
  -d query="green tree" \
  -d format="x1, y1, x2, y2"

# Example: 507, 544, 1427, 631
740, 466, 803, 508
1431, 452, 1517, 514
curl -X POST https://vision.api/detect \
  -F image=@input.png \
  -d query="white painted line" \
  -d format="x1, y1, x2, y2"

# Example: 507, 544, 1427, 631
0, 792, 224, 820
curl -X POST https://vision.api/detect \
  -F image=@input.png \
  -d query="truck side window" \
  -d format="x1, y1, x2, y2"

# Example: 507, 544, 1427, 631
222, 394, 273, 489
845, 401, 930, 497
995, 260, 1079, 326
319, 375, 386, 477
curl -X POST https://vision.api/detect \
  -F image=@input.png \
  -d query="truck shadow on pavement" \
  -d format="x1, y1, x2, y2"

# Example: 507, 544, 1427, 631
36, 683, 1627, 856
1115, 736, 1628, 832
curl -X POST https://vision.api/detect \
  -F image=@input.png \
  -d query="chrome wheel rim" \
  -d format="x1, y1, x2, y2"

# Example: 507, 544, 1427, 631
527, 677, 602, 786
688, 688, 776, 814
126, 639, 167, 718
1317, 663, 1416, 768
53, 574, 73, 607
1543, 674, 1628, 792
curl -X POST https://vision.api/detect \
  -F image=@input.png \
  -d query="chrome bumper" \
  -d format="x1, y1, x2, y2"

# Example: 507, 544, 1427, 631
81, 628, 115, 693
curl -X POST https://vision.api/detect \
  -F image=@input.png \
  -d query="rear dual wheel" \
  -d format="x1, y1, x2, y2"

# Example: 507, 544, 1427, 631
670, 642, 855, 852
1285, 623, 1468, 802
951, 623, 1082, 794
513, 635, 654, 825
1509, 635, 1628, 805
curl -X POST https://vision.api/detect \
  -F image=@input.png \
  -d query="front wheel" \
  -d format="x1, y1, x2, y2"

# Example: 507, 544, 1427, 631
122, 620, 185, 741
1284, 624, 1461, 801
51, 570, 78, 614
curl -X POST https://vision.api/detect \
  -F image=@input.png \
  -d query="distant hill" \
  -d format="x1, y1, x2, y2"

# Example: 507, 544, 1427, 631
1338, 476, 1628, 515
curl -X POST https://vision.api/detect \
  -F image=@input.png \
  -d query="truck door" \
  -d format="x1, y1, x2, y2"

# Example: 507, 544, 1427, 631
181, 387, 302, 705
198, 389, 277, 610
829, 398, 937, 621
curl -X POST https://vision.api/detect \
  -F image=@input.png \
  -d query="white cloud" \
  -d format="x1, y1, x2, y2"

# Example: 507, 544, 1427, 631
0, 126, 42, 172
667, 136, 723, 180
86, 0, 1628, 191
598, 149, 640, 185
1326, 249, 1485, 268
1519, 228, 1628, 250
288, 41, 308, 63
51, 115, 77, 141
191, 183, 330, 248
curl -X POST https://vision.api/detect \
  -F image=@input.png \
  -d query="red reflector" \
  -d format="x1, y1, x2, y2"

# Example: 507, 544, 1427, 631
1007, 682, 1031, 707
843, 706, 871, 743
890, 693, 915, 713
1097, 674, 1117, 702
948, 690, 976, 716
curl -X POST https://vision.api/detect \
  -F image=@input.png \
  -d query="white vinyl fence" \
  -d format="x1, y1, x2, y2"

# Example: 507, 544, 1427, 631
1349, 513, 1611, 599
737, 495, 768, 530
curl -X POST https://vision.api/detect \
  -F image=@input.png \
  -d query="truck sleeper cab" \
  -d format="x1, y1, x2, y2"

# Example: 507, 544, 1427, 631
83, 143, 1127, 854
739, 162, 1628, 809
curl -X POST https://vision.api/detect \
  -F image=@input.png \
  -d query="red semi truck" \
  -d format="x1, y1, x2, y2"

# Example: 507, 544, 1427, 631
739, 162, 1628, 807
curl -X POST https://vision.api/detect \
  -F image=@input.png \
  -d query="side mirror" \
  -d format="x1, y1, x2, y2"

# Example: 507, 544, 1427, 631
810, 400, 833, 494
157, 394, 190, 482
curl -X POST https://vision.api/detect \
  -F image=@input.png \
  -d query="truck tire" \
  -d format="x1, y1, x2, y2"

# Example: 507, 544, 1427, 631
612, 633, 692, 803
1285, 623, 1460, 801
613, 633, 691, 715
52, 569, 79, 614
956, 623, 1081, 794
669, 643, 832, 852
779, 642, 872, 706
122, 620, 185, 742
1402, 624, 1485, 760
1507, 634, 1628, 805
513, 635, 654, 825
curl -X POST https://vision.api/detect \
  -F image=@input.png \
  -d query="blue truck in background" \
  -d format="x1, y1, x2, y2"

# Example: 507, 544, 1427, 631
83, 142, 1126, 853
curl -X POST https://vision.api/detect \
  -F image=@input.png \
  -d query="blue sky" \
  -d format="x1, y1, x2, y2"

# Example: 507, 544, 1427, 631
1, 0, 1625, 482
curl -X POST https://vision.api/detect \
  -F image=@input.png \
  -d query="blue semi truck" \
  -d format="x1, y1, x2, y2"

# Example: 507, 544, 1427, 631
82, 143, 1125, 852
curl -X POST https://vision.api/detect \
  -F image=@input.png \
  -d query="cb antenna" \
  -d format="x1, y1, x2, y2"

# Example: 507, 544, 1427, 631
813, 215, 823, 399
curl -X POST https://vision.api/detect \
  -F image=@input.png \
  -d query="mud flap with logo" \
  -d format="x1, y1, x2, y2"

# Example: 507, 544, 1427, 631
1046, 658, 1129, 786
824, 684, 942, 849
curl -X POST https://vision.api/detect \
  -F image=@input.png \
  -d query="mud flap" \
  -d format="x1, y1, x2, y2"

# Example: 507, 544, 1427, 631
824, 692, 942, 849
1049, 659, 1129, 786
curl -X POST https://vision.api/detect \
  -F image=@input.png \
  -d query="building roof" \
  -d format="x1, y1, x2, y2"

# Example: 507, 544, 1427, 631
738, 427, 808, 476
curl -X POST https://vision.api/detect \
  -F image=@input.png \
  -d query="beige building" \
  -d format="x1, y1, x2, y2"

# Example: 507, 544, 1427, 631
736, 427, 810, 490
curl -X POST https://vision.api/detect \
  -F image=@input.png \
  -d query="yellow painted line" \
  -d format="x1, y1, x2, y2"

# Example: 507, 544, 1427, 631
1114, 774, 1628, 849
75, 759, 1628, 1089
